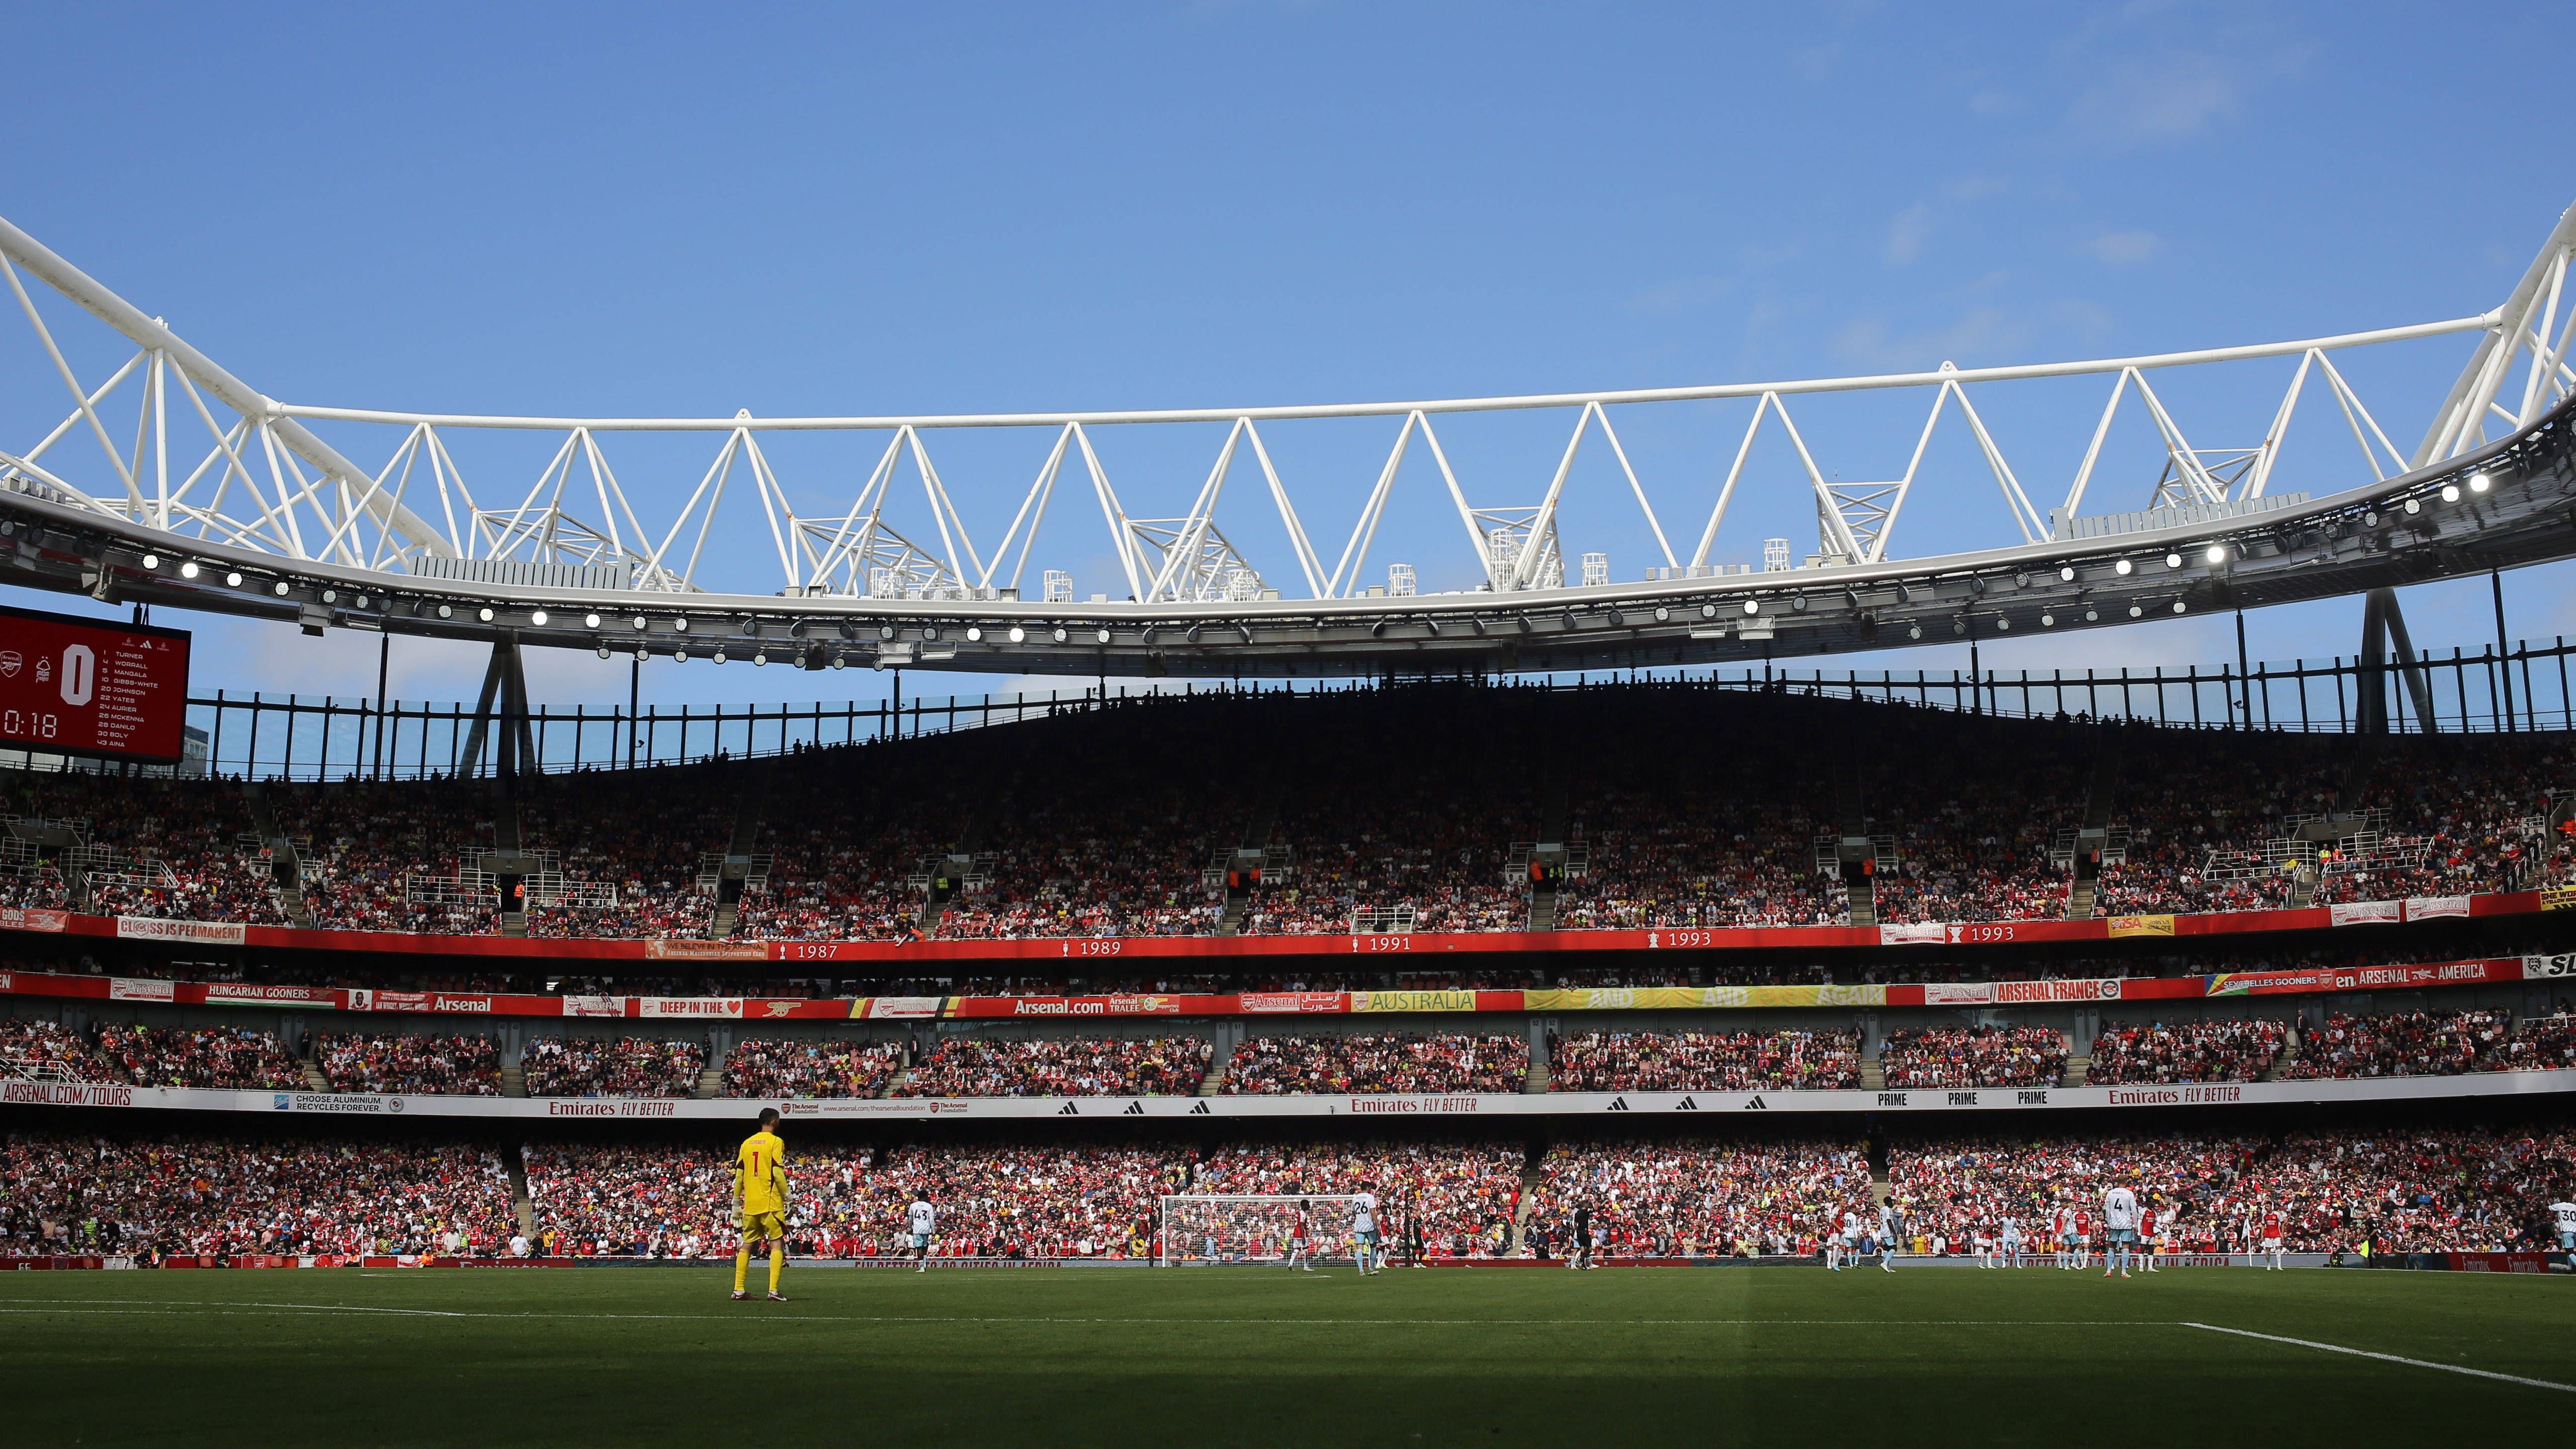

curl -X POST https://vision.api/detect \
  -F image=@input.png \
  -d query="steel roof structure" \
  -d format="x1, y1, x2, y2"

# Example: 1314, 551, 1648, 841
0, 201, 2571, 678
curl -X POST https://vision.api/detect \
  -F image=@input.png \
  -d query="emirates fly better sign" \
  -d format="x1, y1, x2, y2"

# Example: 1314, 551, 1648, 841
0, 604, 190, 764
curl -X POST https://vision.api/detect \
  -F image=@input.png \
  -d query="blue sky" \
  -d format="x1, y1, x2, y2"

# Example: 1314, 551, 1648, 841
1, 1, 2569, 717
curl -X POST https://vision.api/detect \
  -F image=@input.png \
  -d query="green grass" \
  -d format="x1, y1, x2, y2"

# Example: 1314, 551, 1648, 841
2, 1265, 2570, 1445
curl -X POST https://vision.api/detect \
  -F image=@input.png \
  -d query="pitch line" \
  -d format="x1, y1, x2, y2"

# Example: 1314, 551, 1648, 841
2179, 1322, 2576, 1395
0, 1302, 2143, 1327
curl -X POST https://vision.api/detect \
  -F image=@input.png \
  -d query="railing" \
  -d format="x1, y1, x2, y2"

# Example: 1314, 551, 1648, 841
9, 632, 2561, 783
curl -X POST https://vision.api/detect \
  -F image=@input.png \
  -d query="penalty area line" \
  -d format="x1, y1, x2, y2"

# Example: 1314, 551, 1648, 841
2179, 1322, 2576, 1395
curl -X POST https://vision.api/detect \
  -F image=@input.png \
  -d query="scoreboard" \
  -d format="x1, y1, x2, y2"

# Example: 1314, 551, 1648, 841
0, 604, 191, 764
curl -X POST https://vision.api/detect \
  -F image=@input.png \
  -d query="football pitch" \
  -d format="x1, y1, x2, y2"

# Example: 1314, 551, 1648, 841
2, 1266, 2568, 1445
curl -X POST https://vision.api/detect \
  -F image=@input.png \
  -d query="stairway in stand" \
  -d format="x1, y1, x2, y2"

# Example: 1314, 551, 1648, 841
1196, 1060, 1230, 1096
2260, 1025, 2300, 1082
300, 1062, 328, 1092
1511, 1155, 1545, 1254
504, 1145, 537, 1243
2062, 1053, 2091, 1087
500, 1064, 528, 1098
1860, 1055, 1885, 1090
693, 1066, 723, 1101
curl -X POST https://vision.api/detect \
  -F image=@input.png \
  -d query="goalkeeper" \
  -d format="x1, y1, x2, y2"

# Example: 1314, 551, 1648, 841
731, 1107, 791, 1302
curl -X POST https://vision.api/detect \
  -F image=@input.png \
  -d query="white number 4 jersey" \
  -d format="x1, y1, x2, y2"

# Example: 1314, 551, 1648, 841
2102, 1187, 2138, 1232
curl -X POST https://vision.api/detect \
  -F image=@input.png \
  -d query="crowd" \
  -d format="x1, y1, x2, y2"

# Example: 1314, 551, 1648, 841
2284, 1009, 2514, 1080
0, 771, 286, 924
521, 1036, 708, 1098
91, 1023, 305, 1090
1222, 1033, 1529, 1094
2086, 1019, 2288, 1085
892, 1037, 1210, 1098
1877, 1025, 2069, 1089
722, 1038, 907, 1099
520, 1140, 1189, 1260
314, 1032, 503, 1096
1192, 1139, 1527, 1258
9, 1118, 2569, 1261
1527, 1138, 1874, 1258
1890, 1125, 2576, 1254
0, 1130, 516, 1257
5, 687, 2570, 942
1548, 1030, 1862, 1092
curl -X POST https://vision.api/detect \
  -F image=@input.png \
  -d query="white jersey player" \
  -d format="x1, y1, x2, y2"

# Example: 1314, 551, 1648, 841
2100, 1186, 2139, 1278
1999, 1214, 2024, 1268
1351, 1192, 1381, 1275
1971, 1221, 1994, 1269
1877, 1202, 1902, 1273
2550, 1200, 2576, 1254
906, 1197, 936, 1272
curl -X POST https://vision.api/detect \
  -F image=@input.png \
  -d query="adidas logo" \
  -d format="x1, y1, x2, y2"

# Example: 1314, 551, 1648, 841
1607, 1097, 1630, 1111
1675, 1096, 1699, 1111
1189, 1101, 1211, 1115
1057, 1102, 1080, 1116
1743, 1094, 1768, 1110
1122, 1101, 1145, 1116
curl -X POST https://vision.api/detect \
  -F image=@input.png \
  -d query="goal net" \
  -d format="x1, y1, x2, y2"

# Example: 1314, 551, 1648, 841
1157, 1194, 1372, 1267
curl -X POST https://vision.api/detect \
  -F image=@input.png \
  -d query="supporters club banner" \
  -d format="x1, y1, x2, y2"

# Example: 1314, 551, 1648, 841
638, 997, 744, 1019
2108, 914, 2175, 938
2403, 895, 2472, 920
2205, 957, 2526, 996
2328, 900, 2404, 927
1239, 992, 1348, 1013
0, 907, 66, 933
643, 939, 766, 962
1523, 985, 1888, 1011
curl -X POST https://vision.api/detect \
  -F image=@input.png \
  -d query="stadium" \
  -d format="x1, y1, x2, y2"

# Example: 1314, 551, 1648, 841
5, 14, 2576, 1445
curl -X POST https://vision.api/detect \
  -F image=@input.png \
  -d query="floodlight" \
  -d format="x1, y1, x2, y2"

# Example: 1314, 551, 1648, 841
965, 626, 983, 642
1009, 625, 1027, 643
2165, 553, 2182, 569
2114, 559, 2134, 576
712, 649, 727, 664
2470, 472, 2491, 493
225, 571, 242, 587
530, 611, 548, 627
2041, 613, 2055, 627
1742, 599, 1759, 615
2205, 545, 2226, 564
2059, 566, 2076, 582
584, 613, 601, 629
140, 553, 159, 570
478, 606, 495, 622
2442, 484, 2461, 502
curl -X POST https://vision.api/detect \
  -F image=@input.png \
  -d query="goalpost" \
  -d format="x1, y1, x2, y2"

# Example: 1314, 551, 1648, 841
1157, 1194, 1372, 1267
